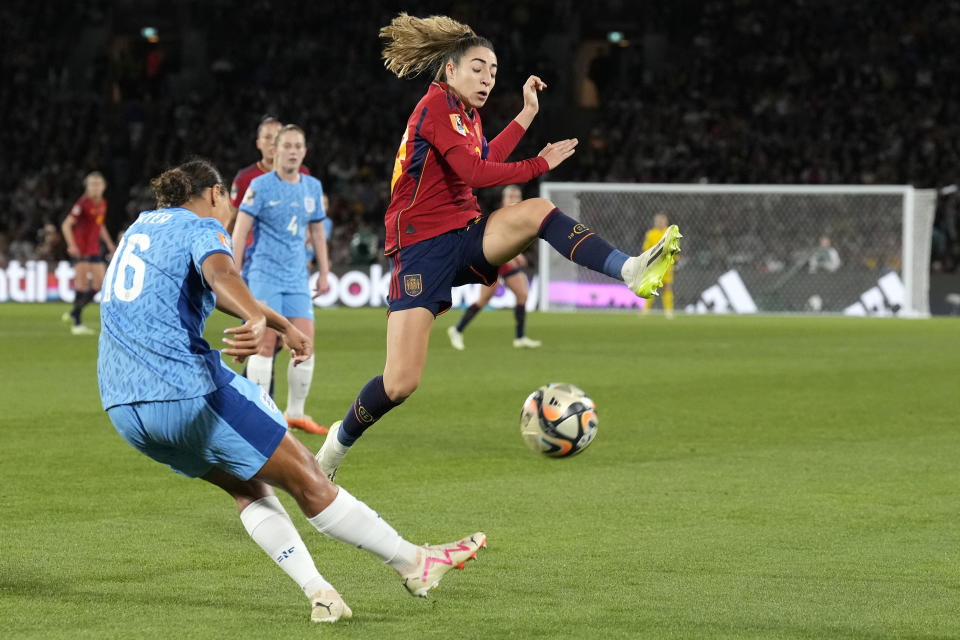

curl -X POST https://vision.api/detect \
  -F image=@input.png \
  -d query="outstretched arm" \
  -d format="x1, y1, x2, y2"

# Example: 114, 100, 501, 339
444, 147, 549, 189
201, 252, 312, 363
487, 76, 546, 162
444, 137, 578, 189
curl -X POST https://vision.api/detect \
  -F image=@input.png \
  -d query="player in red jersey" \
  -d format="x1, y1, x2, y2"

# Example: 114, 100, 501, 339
315, 14, 681, 479
61, 171, 116, 335
447, 185, 541, 350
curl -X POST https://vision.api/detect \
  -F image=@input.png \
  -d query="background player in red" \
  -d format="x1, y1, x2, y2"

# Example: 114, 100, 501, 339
447, 185, 541, 350
315, 14, 680, 480
61, 171, 116, 335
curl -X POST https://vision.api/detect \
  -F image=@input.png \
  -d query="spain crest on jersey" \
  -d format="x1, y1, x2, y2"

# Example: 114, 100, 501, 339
403, 274, 423, 296
450, 114, 468, 136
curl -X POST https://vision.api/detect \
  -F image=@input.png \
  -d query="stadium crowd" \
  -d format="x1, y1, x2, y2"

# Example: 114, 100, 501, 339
2, 0, 958, 273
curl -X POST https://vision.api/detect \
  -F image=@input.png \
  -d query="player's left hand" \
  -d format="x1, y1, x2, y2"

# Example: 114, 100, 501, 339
221, 316, 266, 362
521, 75, 547, 114
283, 325, 313, 365
314, 272, 330, 297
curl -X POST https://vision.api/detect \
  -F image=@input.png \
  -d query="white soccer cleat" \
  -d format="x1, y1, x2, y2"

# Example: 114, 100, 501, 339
512, 336, 542, 349
400, 532, 487, 598
309, 588, 352, 623
622, 224, 682, 298
315, 420, 348, 481
447, 326, 465, 351
71, 324, 95, 335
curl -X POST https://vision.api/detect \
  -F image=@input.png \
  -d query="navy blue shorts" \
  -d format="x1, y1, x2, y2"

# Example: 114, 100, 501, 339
71, 255, 104, 264
387, 215, 499, 316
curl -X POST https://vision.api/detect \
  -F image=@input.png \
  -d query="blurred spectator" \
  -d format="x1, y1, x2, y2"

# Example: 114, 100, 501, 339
34, 222, 68, 267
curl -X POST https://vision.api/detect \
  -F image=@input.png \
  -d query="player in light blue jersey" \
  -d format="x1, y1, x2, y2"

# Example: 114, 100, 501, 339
97, 159, 484, 623
233, 124, 330, 435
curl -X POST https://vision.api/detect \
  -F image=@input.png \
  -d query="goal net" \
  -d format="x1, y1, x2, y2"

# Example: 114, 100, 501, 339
537, 183, 936, 317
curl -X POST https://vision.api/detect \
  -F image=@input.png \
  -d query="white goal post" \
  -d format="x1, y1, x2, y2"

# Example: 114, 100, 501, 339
537, 183, 936, 317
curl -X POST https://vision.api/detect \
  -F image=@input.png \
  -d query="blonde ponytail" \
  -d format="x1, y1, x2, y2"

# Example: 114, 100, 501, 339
380, 13, 492, 81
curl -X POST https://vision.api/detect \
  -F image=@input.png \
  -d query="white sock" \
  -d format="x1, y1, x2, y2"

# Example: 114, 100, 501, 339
286, 354, 314, 417
308, 487, 419, 572
246, 354, 273, 395
240, 496, 334, 597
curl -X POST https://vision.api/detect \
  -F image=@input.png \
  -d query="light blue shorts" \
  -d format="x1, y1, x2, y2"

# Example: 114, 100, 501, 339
107, 375, 288, 480
248, 279, 315, 320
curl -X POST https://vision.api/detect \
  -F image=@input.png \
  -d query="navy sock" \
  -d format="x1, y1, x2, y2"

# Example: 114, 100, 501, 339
338, 375, 402, 446
456, 304, 481, 332
72, 290, 96, 324
538, 208, 628, 280
514, 304, 526, 339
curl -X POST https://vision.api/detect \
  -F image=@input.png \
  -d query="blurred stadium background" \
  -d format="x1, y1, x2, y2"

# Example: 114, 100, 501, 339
4, 3, 960, 639
2, 0, 959, 313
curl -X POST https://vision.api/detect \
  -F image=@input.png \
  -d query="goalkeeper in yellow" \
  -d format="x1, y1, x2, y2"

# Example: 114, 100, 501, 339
641, 213, 675, 318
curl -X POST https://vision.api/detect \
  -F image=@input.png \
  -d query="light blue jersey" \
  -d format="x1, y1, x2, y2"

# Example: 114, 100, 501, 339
97, 208, 235, 409
239, 171, 326, 288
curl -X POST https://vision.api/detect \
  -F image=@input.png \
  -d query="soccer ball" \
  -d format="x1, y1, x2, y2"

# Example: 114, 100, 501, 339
519, 383, 598, 457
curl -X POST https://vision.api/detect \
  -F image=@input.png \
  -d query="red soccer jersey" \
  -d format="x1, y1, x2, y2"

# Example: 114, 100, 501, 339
384, 81, 549, 255
68, 195, 107, 256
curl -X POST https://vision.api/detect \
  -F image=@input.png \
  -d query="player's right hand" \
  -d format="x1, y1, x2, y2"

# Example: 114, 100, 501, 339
538, 138, 578, 170
283, 325, 313, 365
221, 316, 266, 362
67, 245, 80, 258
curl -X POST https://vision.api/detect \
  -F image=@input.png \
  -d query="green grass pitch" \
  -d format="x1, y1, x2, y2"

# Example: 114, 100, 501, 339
2, 304, 959, 639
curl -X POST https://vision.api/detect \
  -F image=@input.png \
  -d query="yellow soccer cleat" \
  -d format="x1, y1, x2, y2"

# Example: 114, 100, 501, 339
400, 532, 487, 598
622, 224, 682, 298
